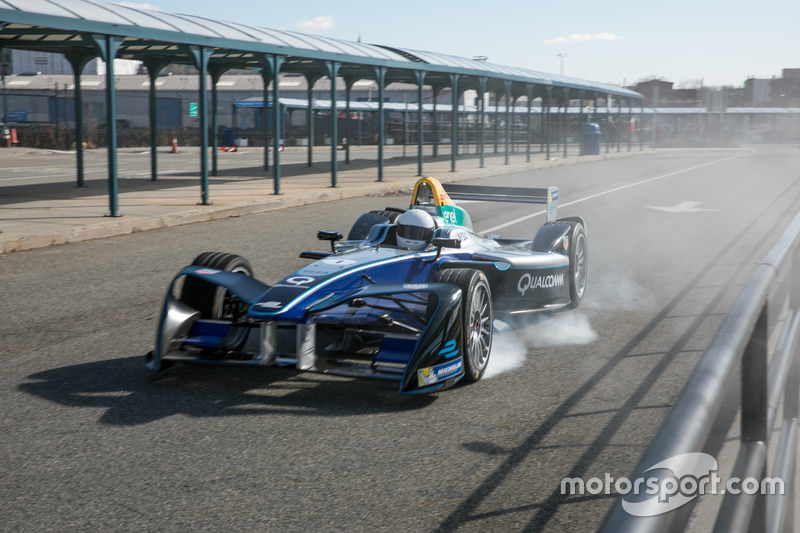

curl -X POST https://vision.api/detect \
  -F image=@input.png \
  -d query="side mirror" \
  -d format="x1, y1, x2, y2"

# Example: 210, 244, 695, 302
431, 238, 461, 249
426, 238, 461, 262
317, 231, 343, 253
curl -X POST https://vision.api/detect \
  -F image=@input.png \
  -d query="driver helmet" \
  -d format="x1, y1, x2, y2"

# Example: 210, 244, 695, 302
396, 209, 436, 251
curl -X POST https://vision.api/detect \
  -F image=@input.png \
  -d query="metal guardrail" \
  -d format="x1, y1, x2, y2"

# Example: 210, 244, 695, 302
601, 212, 800, 533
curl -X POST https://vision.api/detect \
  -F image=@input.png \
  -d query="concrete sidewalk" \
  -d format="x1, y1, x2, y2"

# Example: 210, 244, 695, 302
0, 145, 649, 254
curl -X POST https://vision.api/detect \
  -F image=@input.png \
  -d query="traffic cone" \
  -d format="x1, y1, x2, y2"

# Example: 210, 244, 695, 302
10, 128, 18, 145
170, 137, 178, 153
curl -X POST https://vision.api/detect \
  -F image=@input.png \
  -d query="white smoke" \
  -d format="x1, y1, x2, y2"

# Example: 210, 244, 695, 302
485, 329, 527, 378
485, 312, 597, 378
484, 272, 651, 378
584, 273, 653, 312
524, 312, 598, 347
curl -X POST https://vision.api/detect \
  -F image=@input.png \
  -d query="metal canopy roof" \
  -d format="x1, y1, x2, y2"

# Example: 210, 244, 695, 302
0, 0, 642, 101
378, 45, 642, 97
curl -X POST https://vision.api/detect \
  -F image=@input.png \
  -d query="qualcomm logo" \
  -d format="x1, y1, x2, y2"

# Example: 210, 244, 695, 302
517, 272, 565, 296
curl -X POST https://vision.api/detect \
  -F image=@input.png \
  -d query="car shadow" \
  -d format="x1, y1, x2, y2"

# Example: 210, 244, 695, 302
18, 354, 435, 426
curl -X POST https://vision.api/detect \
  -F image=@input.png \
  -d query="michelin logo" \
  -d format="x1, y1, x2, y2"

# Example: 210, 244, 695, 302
418, 358, 463, 387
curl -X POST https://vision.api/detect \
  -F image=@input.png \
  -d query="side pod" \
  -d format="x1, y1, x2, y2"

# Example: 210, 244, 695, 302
306, 282, 464, 394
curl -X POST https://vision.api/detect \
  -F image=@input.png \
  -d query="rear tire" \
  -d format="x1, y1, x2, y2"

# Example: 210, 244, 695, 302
435, 268, 493, 383
346, 210, 405, 240
565, 222, 587, 309
370, 209, 403, 223
180, 252, 254, 319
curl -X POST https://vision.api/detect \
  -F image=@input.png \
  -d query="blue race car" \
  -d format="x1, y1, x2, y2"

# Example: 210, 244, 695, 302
146, 177, 587, 394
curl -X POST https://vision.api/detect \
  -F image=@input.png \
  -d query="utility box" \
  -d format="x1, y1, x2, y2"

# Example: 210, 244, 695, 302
580, 123, 601, 155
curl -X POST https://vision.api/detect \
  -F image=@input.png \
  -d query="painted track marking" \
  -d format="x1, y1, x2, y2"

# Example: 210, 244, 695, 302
479, 154, 744, 234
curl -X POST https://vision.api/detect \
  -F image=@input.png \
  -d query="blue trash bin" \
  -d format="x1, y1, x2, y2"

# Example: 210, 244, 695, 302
580, 123, 601, 155
222, 128, 236, 147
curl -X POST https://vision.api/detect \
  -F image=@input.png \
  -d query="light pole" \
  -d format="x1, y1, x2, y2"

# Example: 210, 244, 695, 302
557, 53, 566, 76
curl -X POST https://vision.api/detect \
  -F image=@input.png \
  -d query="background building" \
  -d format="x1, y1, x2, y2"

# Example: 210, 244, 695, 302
769, 69, 800, 107
744, 77, 771, 106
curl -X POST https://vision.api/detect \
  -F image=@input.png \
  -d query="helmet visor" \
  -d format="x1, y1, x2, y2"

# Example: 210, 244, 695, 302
398, 224, 433, 243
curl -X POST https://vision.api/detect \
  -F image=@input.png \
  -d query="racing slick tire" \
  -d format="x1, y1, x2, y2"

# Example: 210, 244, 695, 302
434, 268, 493, 383
564, 220, 588, 309
180, 252, 254, 320
370, 209, 404, 223
346, 209, 406, 241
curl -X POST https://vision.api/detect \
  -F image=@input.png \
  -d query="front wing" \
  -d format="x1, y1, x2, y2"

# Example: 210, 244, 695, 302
147, 267, 467, 394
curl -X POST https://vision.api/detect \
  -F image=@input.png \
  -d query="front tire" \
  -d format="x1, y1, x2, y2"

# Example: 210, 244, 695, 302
435, 268, 493, 383
180, 252, 254, 319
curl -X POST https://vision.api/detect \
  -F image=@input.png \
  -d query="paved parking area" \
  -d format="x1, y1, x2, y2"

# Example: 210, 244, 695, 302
0, 143, 644, 253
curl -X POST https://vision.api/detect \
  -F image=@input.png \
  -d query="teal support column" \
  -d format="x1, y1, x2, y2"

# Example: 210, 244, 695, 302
149, 69, 159, 180
263, 71, 271, 171
606, 93, 611, 153
493, 93, 499, 154
210, 66, 227, 176
525, 84, 533, 162
578, 90, 585, 155
149, 72, 157, 180
325, 61, 340, 188
305, 74, 320, 168
617, 97, 623, 153
267, 55, 284, 194
449, 74, 459, 172
415, 70, 425, 176
563, 88, 570, 159
189, 46, 212, 205
344, 77, 355, 164
640, 104, 645, 151
478, 77, 487, 168
545, 86, 552, 160
374, 67, 386, 182
627, 100, 633, 152
431, 85, 440, 158
504, 81, 511, 165
540, 96, 546, 154
74, 68, 85, 186
66, 54, 92, 188
92, 35, 123, 217
211, 73, 219, 175
593, 93, 600, 151
212, 80, 218, 175
143, 59, 166, 182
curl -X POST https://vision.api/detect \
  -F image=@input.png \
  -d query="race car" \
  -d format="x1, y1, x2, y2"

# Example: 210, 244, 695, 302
146, 176, 587, 394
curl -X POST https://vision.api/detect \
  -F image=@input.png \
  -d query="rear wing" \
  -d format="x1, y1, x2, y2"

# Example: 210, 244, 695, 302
444, 184, 559, 222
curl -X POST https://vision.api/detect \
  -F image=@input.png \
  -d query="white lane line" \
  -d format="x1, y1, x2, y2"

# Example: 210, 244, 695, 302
0, 169, 108, 181
0, 168, 185, 182
478, 154, 745, 234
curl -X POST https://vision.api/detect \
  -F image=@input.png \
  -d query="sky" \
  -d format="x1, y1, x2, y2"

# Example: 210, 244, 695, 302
118, 0, 800, 88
